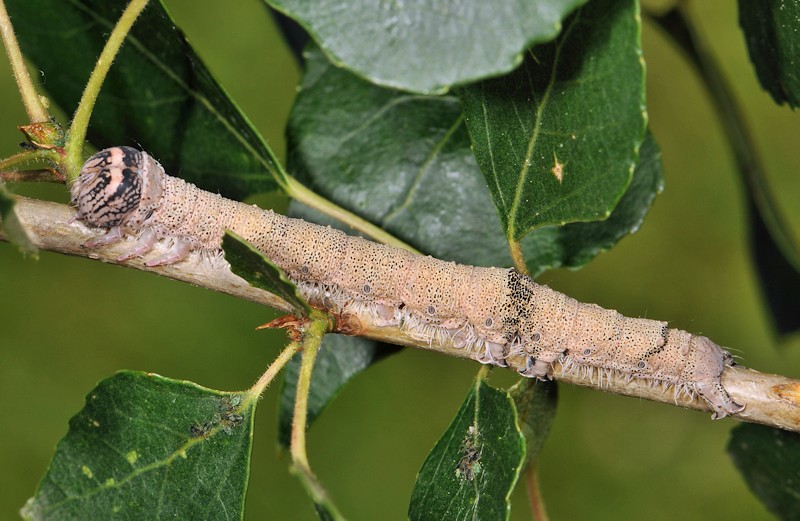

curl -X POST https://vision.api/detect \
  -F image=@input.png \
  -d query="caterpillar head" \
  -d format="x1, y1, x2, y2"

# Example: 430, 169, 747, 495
71, 146, 164, 229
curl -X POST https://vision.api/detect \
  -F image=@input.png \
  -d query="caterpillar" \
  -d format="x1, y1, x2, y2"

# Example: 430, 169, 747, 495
71, 146, 745, 419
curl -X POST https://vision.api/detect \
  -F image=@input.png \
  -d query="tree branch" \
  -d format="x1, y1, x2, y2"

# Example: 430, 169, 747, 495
3, 196, 800, 432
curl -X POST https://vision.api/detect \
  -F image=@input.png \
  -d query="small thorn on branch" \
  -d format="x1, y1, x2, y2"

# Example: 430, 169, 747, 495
257, 314, 308, 342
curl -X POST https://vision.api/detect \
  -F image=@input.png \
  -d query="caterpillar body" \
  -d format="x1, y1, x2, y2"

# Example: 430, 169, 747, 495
71, 147, 744, 419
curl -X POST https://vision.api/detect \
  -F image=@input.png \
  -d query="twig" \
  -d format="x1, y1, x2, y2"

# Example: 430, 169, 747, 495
525, 464, 549, 521
3, 196, 800, 432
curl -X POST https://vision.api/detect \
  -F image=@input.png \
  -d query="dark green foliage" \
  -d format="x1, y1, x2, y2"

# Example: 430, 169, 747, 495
223, 231, 312, 317
739, 0, 800, 108
729, 424, 800, 520
409, 377, 525, 521
6, 0, 286, 199
266, 0, 587, 93
22, 372, 254, 521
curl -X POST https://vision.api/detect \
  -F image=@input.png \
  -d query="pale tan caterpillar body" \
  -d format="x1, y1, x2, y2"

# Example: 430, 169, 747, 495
71, 147, 745, 419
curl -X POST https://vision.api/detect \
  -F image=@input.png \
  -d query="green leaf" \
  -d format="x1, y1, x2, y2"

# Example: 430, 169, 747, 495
739, 0, 800, 108
750, 201, 800, 336
520, 131, 663, 272
6, 0, 285, 199
509, 379, 557, 466
21, 371, 254, 521
277, 334, 400, 448
222, 231, 311, 317
287, 51, 497, 266
408, 376, 524, 521
0, 185, 38, 257
288, 45, 659, 275
459, 0, 646, 240
728, 423, 800, 520
266, 0, 588, 94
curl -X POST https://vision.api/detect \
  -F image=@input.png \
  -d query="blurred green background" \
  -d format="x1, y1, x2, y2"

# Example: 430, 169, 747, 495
1, 1, 799, 519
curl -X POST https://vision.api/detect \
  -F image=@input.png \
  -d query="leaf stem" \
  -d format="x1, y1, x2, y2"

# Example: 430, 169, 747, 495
525, 464, 549, 521
65, 0, 150, 183
290, 311, 329, 469
291, 464, 346, 521
0, 0, 48, 123
286, 176, 421, 254
245, 341, 301, 404
508, 238, 529, 275
288, 312, 345, 519
648, 6, 800, 271
0, 148, 61, 174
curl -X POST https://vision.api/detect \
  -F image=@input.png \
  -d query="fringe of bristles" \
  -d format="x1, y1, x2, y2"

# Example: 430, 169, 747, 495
292, 280, 699, 404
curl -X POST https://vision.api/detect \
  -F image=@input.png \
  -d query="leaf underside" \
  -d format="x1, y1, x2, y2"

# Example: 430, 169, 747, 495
728, 423, 800, 520
749, 203, 800, 336
222, 231, 312, 317
266, 0, 588, 94
738, 0, 800, 108
509, 378, 558, 466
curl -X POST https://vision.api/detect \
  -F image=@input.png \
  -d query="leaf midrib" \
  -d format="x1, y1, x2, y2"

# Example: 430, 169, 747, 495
507, 12, 581, 240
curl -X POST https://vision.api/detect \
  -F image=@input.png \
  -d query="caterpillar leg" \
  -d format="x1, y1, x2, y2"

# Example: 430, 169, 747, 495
84, 226, 124, 248
118, 228, 158, 261
696, 382, 745, 419
373, 302, 400, 327
145, 238, 193, 266
518, 356, 552, 381
477, 341, 508, 367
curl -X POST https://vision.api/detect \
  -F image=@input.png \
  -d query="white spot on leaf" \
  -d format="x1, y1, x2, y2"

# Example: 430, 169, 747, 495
551, 153, 565, 183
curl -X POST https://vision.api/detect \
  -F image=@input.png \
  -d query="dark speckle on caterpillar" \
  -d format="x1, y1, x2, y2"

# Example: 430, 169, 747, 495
71, 147, 745, 419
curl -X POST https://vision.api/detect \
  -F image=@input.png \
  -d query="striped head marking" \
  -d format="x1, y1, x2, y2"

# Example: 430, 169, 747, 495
72, 147, 164, 228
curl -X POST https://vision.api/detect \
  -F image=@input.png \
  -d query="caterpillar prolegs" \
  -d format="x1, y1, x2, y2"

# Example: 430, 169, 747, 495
71, 147, 745, 419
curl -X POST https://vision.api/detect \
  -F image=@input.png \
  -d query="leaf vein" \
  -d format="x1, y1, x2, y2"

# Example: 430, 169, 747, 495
508, 12, 581, 239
